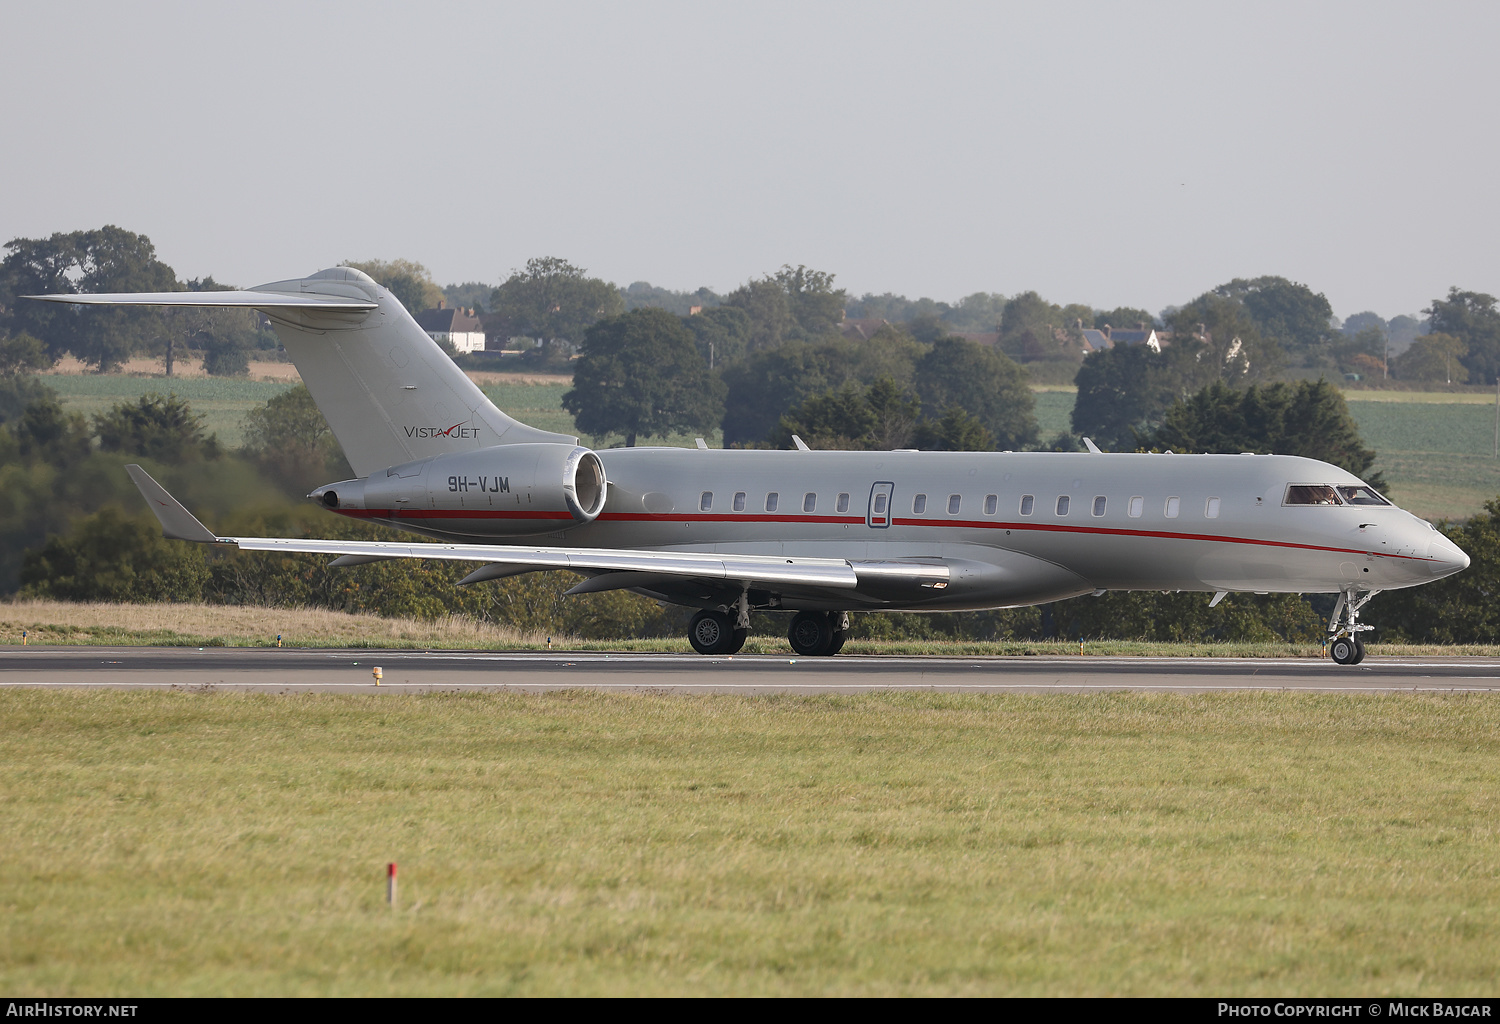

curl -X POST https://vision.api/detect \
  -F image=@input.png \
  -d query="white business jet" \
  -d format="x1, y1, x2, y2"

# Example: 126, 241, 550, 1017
26, 267, 1469, 664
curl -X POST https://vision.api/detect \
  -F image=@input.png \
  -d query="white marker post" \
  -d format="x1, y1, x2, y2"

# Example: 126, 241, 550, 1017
387, 862, 397, 907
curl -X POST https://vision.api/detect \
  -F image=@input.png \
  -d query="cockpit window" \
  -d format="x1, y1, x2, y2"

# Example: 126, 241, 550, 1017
1337, 485, 1390, 506
1284, 484, 1341, 506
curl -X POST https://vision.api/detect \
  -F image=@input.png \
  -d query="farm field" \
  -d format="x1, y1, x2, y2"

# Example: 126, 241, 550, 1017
1, 688, 1495, 995
41, 374, 297, 449
1347, 398, 1500, 521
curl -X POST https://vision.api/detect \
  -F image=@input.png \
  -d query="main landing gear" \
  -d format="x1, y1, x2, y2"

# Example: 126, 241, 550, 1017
1327, 588, 1381, 665
788, 610, 850, 657
688, 609, 748, 655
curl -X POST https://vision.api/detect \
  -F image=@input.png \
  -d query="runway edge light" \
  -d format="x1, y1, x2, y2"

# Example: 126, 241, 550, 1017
387, 862, 397, 907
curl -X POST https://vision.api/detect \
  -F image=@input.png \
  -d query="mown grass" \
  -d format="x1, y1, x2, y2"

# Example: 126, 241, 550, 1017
0, 690, 1495, 995
7, 600, 1500, 657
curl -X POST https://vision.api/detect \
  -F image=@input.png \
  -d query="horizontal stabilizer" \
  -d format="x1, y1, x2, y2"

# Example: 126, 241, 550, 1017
125, 465, 219, 543
23, 290, 376, 311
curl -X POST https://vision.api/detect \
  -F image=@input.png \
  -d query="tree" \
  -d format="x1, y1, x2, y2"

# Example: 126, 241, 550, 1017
1094, 307, 1156, 330
94, 393, 222, 463
682, 305, 751, 369
563, 308, 725, 447
1424, 288, 1500, 385
1146, 379, 1386, 492
1393, 332, 1468, 384
0, 334, 53, 427
1071, 343, 1176, 451
912, 337, 1037, 449
1165, 291, 1283, 385
720, 339, 835, 445
241, 383, 352, 494
944, 292, 1007, 333
914, 406, 995, 451
19, 507, 209, 603
0, 226, 180, 370
1212, 276, 1333, 360
489, 257, 624, 360
773, 265, 846, 338
723, 276, 796, 352
178, 276, 260, 377
621, 281, 722, 315
771, 377, 921, 451
344, 258, 444, 314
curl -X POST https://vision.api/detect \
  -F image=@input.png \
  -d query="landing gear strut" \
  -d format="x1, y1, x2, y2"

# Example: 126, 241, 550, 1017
788, 611, 850, 657
1327, 588, 1380, 665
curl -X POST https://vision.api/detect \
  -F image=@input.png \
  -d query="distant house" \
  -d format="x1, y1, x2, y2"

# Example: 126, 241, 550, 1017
1078, 321, 1164, 354
415, 303, 486, 353
953, 331, 1001, 347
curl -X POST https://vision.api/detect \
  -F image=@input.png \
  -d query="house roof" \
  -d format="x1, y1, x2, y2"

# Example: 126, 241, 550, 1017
415, 306, 483, 334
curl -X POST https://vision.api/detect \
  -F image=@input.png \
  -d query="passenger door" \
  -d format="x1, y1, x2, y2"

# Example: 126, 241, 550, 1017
867, 481, 894, 528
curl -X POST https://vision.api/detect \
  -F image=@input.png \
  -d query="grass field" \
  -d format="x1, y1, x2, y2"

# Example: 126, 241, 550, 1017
1, 688, 1495, 995
7, 600, 1500, 658
41, 374, 297, 449
1347, 398, 1500, 520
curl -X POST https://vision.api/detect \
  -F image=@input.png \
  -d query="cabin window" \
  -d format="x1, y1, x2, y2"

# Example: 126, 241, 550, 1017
1165, 496, 1180, 518
765, 492, 779, 512
1056, 495, 1070, 516
803, 492, 817, 513
913, 494, 928, 514
1337, 485, 1390, 506
1205, 497, 1221, 519
1284, 484, 1340, 506
837, 492, 850, 513
984, 494, 998, 515
873, 492, 887, 515
1092, 496, 1106, 517
1020, 494, 1035, 516
700, 491, 713, 512
1128, 496, 1144, 518
948, 494, 962, 515
733, 491, 746, 512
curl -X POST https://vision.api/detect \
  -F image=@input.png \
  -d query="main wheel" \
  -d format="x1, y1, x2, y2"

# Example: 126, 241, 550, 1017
1329, 635, 1359, 665
689, 610, 736, 655
827, 629, 848, 656
1351, 636, 1366, 665
788, 611, 835, 656
726, 628, 748, 655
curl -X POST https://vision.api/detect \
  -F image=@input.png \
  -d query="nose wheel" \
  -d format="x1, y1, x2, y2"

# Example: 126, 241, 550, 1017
1327, 589, 1379, 665
1329, 635, 1365, 665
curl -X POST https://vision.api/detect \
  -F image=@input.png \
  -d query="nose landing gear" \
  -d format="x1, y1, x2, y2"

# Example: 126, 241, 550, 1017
1327, 588, 1381, 665
788, 611, 850, 657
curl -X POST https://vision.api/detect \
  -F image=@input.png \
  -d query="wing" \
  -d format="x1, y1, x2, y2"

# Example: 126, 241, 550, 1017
125, 466, 950, 594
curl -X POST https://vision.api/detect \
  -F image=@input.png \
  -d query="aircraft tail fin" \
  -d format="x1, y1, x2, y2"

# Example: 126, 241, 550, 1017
27, 268, 577, 476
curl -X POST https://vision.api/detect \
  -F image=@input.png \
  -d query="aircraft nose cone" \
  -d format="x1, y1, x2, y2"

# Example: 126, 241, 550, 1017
1426, 535, 1470, 577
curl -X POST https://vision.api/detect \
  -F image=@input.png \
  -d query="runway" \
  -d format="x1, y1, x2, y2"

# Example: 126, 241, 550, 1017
2, 646, 1499, 693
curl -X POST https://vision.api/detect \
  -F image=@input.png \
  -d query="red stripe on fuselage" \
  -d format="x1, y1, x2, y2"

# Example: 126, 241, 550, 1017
331, 508, 1433, 563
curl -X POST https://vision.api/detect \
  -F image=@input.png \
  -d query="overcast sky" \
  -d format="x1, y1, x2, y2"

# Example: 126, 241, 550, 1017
2, 1, 1495, 320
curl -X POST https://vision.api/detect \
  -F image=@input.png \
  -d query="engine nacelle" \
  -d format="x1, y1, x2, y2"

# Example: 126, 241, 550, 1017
310, 444, 607, 536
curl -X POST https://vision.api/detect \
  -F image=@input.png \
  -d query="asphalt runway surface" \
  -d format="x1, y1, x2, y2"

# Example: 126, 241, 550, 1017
2, 646, 1499, 693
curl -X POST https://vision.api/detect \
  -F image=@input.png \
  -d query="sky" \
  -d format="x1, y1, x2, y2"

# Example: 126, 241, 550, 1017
2, 0, 1496, 321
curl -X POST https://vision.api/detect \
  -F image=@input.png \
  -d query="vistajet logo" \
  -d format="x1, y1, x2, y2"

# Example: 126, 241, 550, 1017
404, 422, 480, 440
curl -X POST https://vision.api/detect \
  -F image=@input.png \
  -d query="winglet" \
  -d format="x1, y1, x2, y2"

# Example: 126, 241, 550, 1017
791, 434, 811, 452
1082, 436, 1104, 454
124, 465, 220, 543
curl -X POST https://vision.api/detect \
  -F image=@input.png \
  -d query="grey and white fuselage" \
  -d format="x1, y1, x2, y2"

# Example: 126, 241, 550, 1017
28, 266, 1469, 657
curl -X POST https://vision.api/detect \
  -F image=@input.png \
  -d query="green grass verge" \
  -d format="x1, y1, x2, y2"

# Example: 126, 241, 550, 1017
1, 690, 1495, 995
